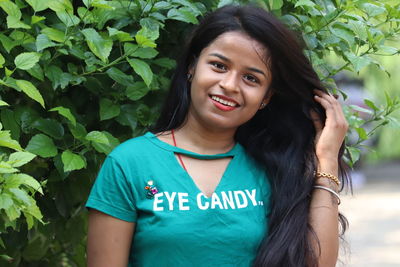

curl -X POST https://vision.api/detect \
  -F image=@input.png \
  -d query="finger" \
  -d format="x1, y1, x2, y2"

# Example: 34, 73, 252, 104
314, 95, 339, 128
314, 94, 348, 133
309, 109, 323, 133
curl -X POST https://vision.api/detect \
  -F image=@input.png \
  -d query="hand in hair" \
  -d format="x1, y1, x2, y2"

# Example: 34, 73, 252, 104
310, 90, 348, 165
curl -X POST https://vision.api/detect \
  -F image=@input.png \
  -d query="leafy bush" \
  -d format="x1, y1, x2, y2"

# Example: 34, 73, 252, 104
0, 0, 399, 266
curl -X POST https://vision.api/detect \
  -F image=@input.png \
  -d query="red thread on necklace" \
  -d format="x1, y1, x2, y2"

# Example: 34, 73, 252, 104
171, 129, 187, 171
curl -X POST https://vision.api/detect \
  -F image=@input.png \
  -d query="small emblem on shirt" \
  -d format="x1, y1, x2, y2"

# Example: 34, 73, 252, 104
145, 180, 159, 199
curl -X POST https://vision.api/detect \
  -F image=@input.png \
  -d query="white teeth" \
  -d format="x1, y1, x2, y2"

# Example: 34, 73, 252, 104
211, 95, 237, 107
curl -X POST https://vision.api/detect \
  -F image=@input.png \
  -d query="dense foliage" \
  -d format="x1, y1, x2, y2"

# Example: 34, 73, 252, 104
0, 0, 399, 266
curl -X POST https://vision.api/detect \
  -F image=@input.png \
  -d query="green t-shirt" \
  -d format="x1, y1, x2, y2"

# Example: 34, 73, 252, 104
86, 132, 271, 266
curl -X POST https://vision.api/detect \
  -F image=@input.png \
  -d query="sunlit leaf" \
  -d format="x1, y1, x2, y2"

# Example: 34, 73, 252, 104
81, 28, 113, 62
49, 106, 76, 126
14, 52, 41, 70
61, 150, 86, 172
8, 152, 36, 167
15, 80, 45, 108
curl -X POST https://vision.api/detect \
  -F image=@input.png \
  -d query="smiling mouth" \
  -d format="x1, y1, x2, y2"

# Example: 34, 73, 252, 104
210, 95, 239, 107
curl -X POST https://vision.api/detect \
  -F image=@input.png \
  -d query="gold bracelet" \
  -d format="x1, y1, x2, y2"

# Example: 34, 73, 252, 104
314, 171, 340, 187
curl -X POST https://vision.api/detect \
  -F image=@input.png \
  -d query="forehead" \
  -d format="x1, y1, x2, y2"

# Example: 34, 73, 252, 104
200, 31, 269, 64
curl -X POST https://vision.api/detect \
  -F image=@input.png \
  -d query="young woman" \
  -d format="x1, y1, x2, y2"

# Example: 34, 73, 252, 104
86, 5, 349, 267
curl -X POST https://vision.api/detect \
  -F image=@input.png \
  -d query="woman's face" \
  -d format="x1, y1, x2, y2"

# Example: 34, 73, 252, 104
187, 31, 272, 132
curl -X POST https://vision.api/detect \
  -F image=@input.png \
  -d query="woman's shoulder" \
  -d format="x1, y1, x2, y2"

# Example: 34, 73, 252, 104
108, 132, 157, 160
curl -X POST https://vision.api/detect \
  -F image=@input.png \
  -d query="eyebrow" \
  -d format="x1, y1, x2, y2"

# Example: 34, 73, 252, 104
208, 53, 267, 77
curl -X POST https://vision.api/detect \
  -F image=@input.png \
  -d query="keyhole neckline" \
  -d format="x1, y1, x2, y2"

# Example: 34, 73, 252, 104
144, 132, 241, 160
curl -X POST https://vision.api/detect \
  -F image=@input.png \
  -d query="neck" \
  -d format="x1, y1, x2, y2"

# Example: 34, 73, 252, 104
175, 114, 237, 154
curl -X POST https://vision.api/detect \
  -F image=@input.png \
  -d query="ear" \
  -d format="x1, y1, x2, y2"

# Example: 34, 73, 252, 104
259, 89, 273, 110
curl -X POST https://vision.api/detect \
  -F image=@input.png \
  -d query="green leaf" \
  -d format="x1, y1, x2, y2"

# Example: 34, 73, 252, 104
126, 82, 149, 101
361, 3, 386, 17
294, 0, 315, 8
26, 0, 48, 12
9, 188, 30, 205
99, 98, 120, 121
15, 80, 45, 108
36, 34, 57, 51
384, 91, 393, 107
107, 27, 134, 42
167, 8, 198, 24
124, 43, 138, 56
8, 152, 36, 167
128, 58, 153, 87
377, 45, 398, 55
348, 21, 367, 41
24, 199, 43, 220
347, 146, 361, 164
5, 204, 20, 221
344, 52, 372, 72
57, 11, 80, 27
1, 109, 20, 140
0, 130, 22, 150
31, 15, 46, 24
91, 131, 120, 155
7, 15, 31, 29
0, 33, 16, 53
68, 123, 87, 140
7, 174, 43, 194
0, 53, 4, 68
0, 100, 9, 106
10, 30, 35, 45
41, 28, 66, 43
47, 0, 73, 13
61, 150, 86, 172
0, 162, 19, 173
81, 28, 113, 63
49, 106, 76, 126
131, 47, 158, 59
25, 213, 34, 229
0, 0, 21, 18
27, 64, 44, 81
364, 99, 379, 111
86, 131, 109, 144
350, 104, 373, 114
355, 127, 368, 140
268, 0, 283, 10
14, 52, 41, 70
116, 104, 137, 130
0, 194, 13, 210
135, 27, 158, 48
26, 134, 58, 158
32, 118, 64, 139
106, 67, 134, 86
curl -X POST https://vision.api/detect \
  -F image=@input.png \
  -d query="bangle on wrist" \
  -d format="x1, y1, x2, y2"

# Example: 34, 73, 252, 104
314, 171, 340, 187
313, 185, 341, 205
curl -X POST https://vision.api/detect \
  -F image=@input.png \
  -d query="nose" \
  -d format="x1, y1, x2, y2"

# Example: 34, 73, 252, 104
219, 71, 239, 93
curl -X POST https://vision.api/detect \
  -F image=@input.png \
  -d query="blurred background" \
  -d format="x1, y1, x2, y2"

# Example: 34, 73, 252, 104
336, 46, 400, 266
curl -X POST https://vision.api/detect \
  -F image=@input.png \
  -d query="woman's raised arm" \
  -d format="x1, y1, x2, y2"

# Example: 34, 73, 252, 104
309, 90, 348, 266
87, 209, 135, 267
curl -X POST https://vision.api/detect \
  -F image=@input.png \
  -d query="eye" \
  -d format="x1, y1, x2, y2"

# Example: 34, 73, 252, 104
243, 74, 259, 84
210, 61, 227, 71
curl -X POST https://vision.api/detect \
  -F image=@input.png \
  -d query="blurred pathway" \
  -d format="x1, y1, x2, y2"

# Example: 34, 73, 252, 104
339, 161, 400, 267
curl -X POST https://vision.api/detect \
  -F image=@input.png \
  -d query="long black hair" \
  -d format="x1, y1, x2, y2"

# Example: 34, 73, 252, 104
153, 4, 349, 267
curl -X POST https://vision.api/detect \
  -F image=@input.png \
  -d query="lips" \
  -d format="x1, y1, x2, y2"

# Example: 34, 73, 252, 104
209, 94, 239, 107
209, 94, 240, 111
